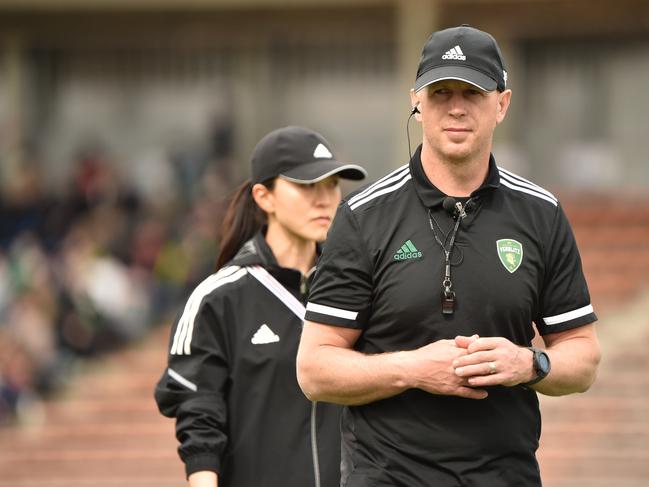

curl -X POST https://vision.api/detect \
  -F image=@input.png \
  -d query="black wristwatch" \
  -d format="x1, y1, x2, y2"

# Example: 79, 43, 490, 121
521, 347, 551, 387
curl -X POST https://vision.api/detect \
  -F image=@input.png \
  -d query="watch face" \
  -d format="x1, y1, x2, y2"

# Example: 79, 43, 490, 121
537, 352, 550, 374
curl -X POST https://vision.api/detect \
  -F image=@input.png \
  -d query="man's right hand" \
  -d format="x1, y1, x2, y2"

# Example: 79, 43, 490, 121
405, 338, 488, 400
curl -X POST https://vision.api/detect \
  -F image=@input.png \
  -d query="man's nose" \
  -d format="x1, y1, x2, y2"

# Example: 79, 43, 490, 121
448, 93, 467, 115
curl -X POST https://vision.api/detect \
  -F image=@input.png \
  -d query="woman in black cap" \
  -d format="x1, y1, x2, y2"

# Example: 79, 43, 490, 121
154, 126, 366, 487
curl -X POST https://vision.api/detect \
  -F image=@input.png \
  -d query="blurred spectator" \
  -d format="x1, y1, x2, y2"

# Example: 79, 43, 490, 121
0, 160, 51, 249
0, 137, 232, 425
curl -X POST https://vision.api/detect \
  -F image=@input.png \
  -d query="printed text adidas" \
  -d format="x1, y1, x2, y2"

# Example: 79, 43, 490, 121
442, 45, 466, 61
394, 239, 423, 261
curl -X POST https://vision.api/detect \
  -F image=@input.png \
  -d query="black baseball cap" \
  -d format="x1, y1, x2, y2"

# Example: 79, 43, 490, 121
250, 126, 367, 184
414, 25, 507, 93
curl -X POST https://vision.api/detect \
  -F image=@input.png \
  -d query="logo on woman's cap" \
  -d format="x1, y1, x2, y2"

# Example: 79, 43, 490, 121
313, 143, 333, 159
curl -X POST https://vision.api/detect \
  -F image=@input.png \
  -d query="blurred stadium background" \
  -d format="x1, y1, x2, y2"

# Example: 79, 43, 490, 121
0, 1, 648, 486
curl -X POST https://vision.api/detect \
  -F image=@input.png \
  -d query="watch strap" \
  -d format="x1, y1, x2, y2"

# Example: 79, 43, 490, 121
521, 346, 550, 387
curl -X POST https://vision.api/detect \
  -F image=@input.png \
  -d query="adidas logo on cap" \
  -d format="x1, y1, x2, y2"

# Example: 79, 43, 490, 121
442, 45, 466, 61
414, 25, 507, 93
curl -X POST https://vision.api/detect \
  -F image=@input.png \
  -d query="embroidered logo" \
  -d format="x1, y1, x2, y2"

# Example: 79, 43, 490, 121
442, 45, 466, 61
497, 239, 523, 273
251, 324, 280, 344
313, 143, 333, 159
394, 239, 423, 261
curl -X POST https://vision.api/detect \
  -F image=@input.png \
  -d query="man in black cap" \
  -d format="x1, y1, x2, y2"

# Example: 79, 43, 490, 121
297, 25, 601, 486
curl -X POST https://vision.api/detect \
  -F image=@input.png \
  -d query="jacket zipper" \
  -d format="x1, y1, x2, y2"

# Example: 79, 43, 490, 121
301, 265, 316, 300
300, 273, 308, 298
310, 401, 321, 487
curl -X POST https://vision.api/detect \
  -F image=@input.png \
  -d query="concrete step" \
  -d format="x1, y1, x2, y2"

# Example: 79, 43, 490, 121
40, 399, 162, 424
540, 448, 649, 480
574, 225, 649, 247
0, 421, 175, 450
563, 199, 649, 225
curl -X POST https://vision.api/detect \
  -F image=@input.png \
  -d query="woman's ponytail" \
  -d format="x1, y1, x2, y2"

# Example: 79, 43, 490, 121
215, 180, 273, 270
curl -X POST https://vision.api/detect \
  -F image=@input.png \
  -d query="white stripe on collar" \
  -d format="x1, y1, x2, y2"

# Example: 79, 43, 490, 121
247, 265, 306, 320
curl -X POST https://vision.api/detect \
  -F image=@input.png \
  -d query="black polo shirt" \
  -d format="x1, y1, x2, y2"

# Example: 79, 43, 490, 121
305, 145, 597, 487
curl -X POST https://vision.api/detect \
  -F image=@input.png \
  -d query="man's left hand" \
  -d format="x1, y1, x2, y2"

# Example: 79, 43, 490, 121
452, 336, 534, 387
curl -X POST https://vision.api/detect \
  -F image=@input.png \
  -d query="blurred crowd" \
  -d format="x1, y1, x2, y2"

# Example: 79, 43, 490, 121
0, 136, 235, 425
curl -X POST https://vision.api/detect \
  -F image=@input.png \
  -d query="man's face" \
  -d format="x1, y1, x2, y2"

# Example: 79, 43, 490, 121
411, 80, 511, 164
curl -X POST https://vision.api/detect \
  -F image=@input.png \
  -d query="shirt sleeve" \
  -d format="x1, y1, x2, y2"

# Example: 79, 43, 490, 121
154, 285, 230, 478
305, 202, 374, 329
536, 203, 597, 335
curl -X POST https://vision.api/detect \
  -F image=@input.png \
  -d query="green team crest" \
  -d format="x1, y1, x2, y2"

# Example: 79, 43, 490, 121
497, 239, 523, 273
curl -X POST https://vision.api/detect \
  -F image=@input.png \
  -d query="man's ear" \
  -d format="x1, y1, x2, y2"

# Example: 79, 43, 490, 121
495, 89, 512, 125
251, 183, 274, 214
410, 88, 422, 121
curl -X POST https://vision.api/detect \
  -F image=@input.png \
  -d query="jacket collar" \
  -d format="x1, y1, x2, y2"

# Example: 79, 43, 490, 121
229, 229, 321, 295
229, 230, 274, 267
410, 144, 500, 209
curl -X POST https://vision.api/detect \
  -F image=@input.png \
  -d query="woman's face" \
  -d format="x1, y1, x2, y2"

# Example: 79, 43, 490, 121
264, 176, 342, 243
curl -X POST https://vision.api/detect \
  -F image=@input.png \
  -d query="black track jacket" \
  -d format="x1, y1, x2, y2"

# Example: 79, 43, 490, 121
154, 232, 341, 487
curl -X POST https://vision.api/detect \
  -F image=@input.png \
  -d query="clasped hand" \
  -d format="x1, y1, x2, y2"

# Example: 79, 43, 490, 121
409, 335, 533, 400
452, 335, 533, 389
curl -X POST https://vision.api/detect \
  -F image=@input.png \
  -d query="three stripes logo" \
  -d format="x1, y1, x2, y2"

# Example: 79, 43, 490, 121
442, 45, 466, 61
394, 239, 422, 261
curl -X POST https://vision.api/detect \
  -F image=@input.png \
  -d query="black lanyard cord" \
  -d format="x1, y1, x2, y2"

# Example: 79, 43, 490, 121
427, 205, 466, 315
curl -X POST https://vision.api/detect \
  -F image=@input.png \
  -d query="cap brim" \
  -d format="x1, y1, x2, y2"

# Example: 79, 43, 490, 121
280, 160, 367, 184
414, 65, 497, 92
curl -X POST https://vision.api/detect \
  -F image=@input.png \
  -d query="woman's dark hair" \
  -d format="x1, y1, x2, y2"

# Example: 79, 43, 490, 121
215, 179, 275, 270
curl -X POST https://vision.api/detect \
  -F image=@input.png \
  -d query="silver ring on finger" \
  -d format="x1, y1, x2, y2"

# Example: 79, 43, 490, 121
488, 361, 497, 375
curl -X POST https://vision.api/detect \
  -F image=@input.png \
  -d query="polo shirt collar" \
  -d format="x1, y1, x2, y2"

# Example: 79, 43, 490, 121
410, 144, 500, 208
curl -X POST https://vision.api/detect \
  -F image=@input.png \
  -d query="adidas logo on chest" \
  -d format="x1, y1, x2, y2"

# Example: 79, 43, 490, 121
251, 324, 280, 345
393, 239, 422, 261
